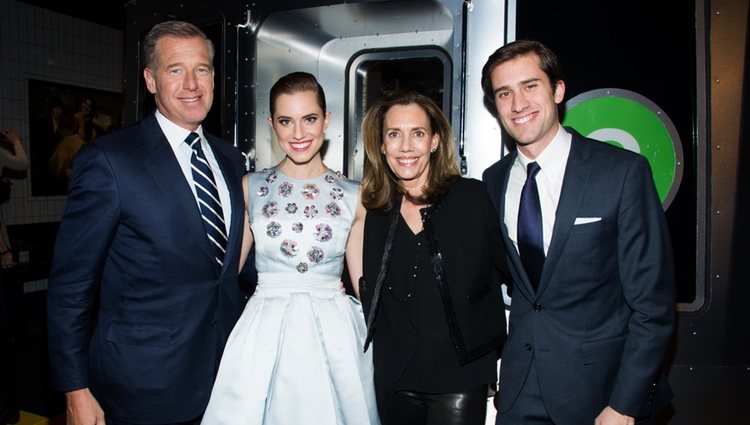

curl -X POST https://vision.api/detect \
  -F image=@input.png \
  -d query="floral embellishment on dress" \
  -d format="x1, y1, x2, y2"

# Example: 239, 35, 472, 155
325, 202, 341, 217
324, 174, 336, 184
304, 205, 319, 218
280, 239, 299, 257
265, 170, 277, 183
266, 221, 281, 238
302, 183, 320, 200
278, 181, 294, 198
296, 262, 309, 273
285, 202, 298, 214
292, 222, 303, 233
314, 223, 333, 242
307, 246, 324, 263
330, 187, 343, 200
262, 201, 279, 218
257, 186, 269, 197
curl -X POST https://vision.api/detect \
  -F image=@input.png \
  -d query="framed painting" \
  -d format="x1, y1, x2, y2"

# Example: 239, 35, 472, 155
27, 79, 122, 196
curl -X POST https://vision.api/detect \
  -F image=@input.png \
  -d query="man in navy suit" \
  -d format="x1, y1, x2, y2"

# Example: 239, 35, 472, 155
481, 40, 675, 425
47, 21, 248, 425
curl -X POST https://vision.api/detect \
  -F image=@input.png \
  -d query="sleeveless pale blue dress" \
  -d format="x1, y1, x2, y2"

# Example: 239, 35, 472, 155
202, 167, 379, 425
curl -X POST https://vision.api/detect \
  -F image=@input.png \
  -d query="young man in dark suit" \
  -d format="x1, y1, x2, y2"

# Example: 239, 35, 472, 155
481, 40, 676, 425
47, 21, 249, 425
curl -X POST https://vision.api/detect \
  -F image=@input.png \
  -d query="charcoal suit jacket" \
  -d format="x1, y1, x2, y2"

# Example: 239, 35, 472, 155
482, 129, 675, 423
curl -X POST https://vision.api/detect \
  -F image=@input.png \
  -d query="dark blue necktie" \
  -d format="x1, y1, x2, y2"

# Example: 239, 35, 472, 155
187, 132, 227, 267
518, 161, 544, 290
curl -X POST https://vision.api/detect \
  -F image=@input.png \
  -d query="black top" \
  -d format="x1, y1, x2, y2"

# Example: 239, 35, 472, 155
376, 217, 496, 392
362, 178, 509, 394
362, 178, 507, 392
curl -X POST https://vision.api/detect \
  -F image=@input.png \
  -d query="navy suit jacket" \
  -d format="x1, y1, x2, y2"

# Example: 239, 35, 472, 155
482, 129, 675, 423
47, 113, 248, 423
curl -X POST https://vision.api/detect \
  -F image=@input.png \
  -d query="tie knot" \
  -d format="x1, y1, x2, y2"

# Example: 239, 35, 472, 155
186, 132, 201, 151
527, 161, 541, 179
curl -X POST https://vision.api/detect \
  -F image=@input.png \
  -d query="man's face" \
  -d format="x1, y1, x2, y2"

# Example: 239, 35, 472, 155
490, 53, 565, 156
143, 36, 214, 131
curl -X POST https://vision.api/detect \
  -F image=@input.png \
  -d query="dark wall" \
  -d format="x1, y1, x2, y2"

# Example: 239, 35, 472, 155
516, 0, 698, 305
516, 0, 749, 423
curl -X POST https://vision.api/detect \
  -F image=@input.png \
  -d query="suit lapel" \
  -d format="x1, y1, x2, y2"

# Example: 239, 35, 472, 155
139, 115, 218, 268
536, 133, 592, 294
491, 152, 538, 300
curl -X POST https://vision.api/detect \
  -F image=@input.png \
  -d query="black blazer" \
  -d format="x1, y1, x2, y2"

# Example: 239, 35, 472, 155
361, 177, 508, 369
47, 113, 248, 423
483, 129, 675, 423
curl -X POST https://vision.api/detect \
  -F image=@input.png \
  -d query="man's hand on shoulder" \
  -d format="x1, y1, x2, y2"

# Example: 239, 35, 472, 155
66, 388, 105, 425
595, 406, 635, 425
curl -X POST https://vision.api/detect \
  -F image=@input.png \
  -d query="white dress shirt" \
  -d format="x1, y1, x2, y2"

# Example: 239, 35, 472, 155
155, 110, 232, 235
504, 124, 572, 256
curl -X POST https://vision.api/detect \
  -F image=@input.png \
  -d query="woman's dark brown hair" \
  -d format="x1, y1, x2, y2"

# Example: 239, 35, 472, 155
269, 72, 327, 117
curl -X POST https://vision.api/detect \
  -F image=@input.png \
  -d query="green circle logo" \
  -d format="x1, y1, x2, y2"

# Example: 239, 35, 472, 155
563, 89, 683, 209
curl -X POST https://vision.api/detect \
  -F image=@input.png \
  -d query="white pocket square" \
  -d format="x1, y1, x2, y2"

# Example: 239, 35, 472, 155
574, 217, 602, 225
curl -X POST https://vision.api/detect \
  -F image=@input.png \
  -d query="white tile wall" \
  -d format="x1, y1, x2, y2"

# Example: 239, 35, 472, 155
0, 0, 123, 226
1, 1, 123, 292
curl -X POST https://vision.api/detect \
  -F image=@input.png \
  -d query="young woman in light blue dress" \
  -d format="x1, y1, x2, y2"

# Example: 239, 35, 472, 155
202, 72, 379, 425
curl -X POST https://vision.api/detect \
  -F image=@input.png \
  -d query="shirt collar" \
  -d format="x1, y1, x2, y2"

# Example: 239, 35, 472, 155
154, 109, 206, 149
515, 125, 571, 180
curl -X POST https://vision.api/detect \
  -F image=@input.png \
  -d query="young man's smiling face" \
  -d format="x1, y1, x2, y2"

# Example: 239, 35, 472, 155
490, 53, 565, 158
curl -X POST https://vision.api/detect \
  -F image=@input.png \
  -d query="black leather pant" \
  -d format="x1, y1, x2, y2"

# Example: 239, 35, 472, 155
376, 383, 488, 425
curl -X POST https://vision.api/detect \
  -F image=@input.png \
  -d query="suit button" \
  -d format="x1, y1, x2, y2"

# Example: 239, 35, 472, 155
524, 343, 532, 351
533, 303, 542, 311
210, 320, 217, 327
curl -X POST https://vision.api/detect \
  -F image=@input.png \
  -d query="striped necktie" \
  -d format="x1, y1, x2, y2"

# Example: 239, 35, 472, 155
186, 132, 227, 267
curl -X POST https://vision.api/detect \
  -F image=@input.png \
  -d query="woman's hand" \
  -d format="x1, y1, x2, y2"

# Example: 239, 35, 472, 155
1, 128, 21, 146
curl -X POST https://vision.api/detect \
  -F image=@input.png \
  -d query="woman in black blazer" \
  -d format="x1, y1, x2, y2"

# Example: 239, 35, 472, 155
359, 90, 508, 425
